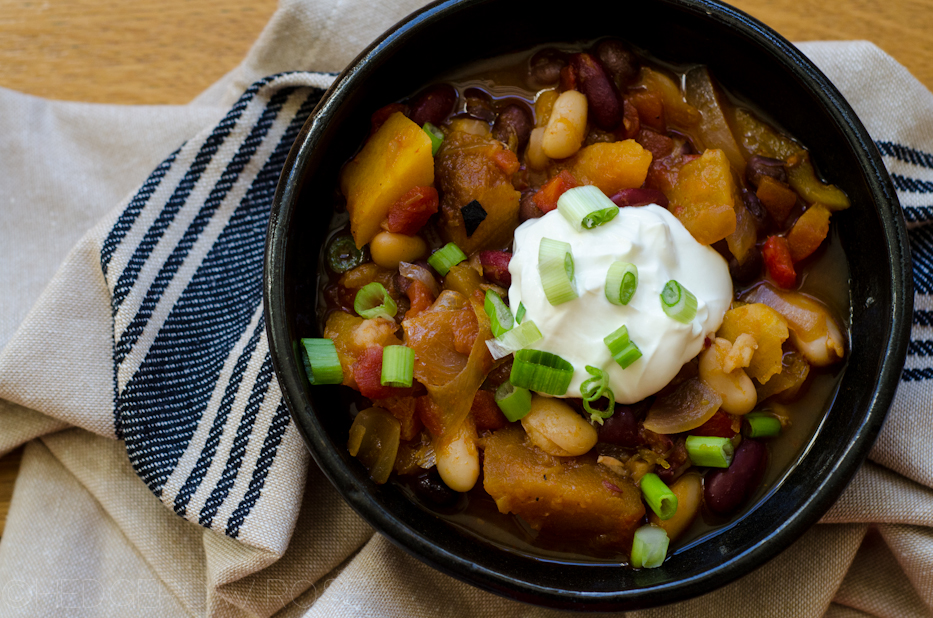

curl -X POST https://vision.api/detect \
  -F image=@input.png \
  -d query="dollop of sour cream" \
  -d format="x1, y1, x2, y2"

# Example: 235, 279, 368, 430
508, 204, 733, 403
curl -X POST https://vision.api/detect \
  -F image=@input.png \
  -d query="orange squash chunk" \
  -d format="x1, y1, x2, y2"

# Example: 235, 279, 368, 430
323, 312, 402, 389
756, 176, 797, 224
483, 426, 645, 551
340, 112, 435, 248
717, 303, 789, 384
787, 204, 831, 262
668, 148, 736, 245
569, 140, 652, 196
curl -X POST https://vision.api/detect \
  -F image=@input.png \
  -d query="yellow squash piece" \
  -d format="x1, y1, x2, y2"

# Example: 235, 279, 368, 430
340, 112, 435, 248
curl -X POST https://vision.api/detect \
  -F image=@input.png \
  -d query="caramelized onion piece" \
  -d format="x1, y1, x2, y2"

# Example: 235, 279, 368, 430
399, 261, 440, 297
643, 377, 723, 434
348, 407, 401, 484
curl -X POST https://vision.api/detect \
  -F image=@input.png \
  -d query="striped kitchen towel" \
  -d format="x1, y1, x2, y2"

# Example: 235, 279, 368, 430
100, 71, 335, 546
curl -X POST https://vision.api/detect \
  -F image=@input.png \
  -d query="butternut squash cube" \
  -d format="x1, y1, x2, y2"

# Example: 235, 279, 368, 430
668, 148, 736, 245
569, 140, 652, 195
340, 112, 435, 248
717, 303, 789, 384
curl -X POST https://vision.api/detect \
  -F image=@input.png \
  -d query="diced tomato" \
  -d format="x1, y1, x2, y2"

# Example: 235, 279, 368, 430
479, 250, 512, 287
532, 170, 580, 213
451, 306, 479, 355
416, 395, 444, 436
691, 410, 737, 438
385, 186, 439, 236
405, 280, 435, 318
352, 346, 415, 400
471, 390, 508, 430
786, 204, 831, 262
762, 236, 797, 289
491, 149, 520, 175
370, 103, 408, 135
628, 90, 665, 132
635, 127, 674, 160
559, 64, 577, 91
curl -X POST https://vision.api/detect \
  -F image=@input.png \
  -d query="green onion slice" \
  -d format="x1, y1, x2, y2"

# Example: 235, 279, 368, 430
300, 338, 344, 385
557, 185, 619, 230
660, 280, 698, 324
380, 346, 414, 388
353, 282, 397, 320
510, 349, 574, 396
538, 238, 578, 305
640, 472, 678, 520
422, 122, 444, 156
743, 412, 782, 438
515, 302, 526, 324
605, 261, 639, 306
428, 242, 467, 276
580, 365, 615, 424
495, 380, 532, 422
604, 325, 643, 369
685, 435, 734, 468
484, 289, 514, 338
486, 320, 543, 361
630, 524, 670, 569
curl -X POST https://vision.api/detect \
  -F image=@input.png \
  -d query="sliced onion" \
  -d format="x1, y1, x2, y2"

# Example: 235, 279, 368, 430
642, 377, 722, 434
399, 261, 441, 297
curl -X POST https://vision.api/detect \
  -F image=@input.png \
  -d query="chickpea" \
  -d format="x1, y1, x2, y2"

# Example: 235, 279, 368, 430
522, 395, 598, 457
525, 127, 550, 171
370, 231, 427, 270
435, 416, 479, 492
699, 338, 757, 415
541, 90, 588, 159
649, 473, 703, 541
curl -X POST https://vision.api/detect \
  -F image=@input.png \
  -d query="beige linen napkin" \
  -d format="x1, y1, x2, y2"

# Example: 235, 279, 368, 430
1, 0, 932, 616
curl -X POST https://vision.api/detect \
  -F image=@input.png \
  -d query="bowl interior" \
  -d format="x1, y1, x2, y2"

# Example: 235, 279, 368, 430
266, 0, 910, 610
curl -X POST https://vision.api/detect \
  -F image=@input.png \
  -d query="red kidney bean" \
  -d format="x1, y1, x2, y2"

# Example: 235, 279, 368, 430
704, 439, 768, 515
492, 104, 533, 152
595, 39, 640, 87
528, 48, 567, 87
610, 188, 669, 209
598, 406, 642, 447
409, 83, 458, 127
519, 192, 544, 221
635, 127, 674, 159
479, 250, 512, 287
570, 53, 622, 130
746, 155, 788, 188
413, 468, 462, 504
656, 438, 690, 484
465, 89, 497, 122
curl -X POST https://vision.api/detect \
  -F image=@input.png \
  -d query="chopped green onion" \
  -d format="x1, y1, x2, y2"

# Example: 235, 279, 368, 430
354, 282, 397, 320
484, 289, 514, 338
428, 242, 467, 276
630, 524, 669, 569
380, 346, 414, 388
685, 435, 734, 468
538, 238, 578, 305
580, 365, 615, 424
515, 302, 526, 324
557, 185, 620, 230
485, 320, 543, 361
605, 261, 639, 306
422, 122, 444, 156
660, 280, 698, 324
300, 338, 344, 385
495, 381, 532, 422
604, 325, 643, 369
326, 235, 367, 273
743, 412, 782, 438
510, 349, 574, 396
640, 473, 678, 520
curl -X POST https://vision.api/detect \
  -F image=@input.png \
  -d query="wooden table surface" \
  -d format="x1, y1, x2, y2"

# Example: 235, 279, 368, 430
0, 0, 930, 540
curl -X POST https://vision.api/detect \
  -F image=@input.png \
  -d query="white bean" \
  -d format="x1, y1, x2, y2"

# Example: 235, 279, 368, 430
435, 417, 479, 492
522, 395, 597, 457
525, 127, 549, 171
791, 318, 845, 367
699, 339, 757, 415
541, 90, 588, 159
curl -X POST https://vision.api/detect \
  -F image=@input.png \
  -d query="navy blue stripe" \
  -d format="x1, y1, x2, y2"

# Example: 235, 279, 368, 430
908, 340, 933, 357
914, 310, 933, 326
892, 173, 933, 194
101, 149, 180, 277
199, 353, 276, 527
113, 88, 296, 367
225, 398, 291, 538
173, 314, 266, 517
903, 367, 933, 382
110, 77, 275, 316
118, 88, 322, 496
877, 141, 933, 170
904, 206, 933, 223
908, 226, 933, 294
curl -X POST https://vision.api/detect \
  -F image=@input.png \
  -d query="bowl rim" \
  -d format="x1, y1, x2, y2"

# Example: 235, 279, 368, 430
264, 0, 913, 610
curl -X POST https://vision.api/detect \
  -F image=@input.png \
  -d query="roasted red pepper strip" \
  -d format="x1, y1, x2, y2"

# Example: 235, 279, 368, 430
532, 170, 580, 213
762, 236, 797, 289
385, 186, 439, 236
405, 279, 435, 318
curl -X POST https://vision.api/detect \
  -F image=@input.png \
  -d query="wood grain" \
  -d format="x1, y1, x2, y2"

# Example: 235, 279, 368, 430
0, 0, 930, 540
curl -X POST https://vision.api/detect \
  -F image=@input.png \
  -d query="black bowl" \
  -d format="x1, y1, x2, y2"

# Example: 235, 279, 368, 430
265, 0, 912, 610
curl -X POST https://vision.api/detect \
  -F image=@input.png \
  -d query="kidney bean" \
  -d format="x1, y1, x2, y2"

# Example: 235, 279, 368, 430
479, 250, 512, 287
409, 83, 458, 127
492, 104, 533, 152
656, 438, 690, 484
412, 468, 461, 505
704, 439, 768, 515
635, 127, 674, 159
598, 406, 642, 447
528, 48, 567, 87
595, 39, 640, 87
570, 53, 622, 130
746, 155, 788, 188
519, 191, 544, 221
729, 245, 763, 285
740, 186, 773, 233
610, 188, 669, 209
465, 89, 497, 122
